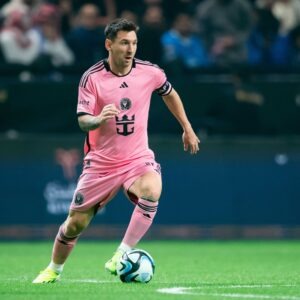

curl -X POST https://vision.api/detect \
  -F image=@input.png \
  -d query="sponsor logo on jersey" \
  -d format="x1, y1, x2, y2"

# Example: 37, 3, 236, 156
115, 114, 135, 136
119, 82, 129, 88
79, 99, 90, 106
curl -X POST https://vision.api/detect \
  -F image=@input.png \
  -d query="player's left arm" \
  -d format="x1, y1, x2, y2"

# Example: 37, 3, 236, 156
162, 88, 200, 154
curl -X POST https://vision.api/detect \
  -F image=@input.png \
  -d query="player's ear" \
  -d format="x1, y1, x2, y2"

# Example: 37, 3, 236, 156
105, 38, 112, 51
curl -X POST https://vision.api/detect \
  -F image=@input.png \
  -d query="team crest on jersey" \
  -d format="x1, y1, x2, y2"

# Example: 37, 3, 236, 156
74, 192, 84, 205
120, 98, 132, 111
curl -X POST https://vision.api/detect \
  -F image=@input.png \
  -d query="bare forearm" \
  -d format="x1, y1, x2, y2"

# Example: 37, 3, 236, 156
78, 104, 120, 132
162, 89, 192, 132
163, 88, 200, 154
78, 114, 101, 132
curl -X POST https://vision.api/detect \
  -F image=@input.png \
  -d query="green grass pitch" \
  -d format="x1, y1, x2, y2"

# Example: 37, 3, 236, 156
0, 241, 300, 300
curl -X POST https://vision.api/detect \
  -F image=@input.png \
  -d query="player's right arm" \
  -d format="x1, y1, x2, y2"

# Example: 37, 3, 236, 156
78, 104, 120, 132
77, 67, 120, 132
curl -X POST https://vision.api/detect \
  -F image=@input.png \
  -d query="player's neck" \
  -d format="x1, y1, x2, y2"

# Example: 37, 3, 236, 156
107, 57, 132, 76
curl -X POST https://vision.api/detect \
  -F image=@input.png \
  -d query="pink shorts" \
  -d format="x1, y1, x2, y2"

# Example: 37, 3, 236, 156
70, 159, 161, 212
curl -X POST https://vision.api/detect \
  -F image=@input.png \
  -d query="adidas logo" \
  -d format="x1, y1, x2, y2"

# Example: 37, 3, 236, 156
119, 82, 128, 88
143, 213, 151, 219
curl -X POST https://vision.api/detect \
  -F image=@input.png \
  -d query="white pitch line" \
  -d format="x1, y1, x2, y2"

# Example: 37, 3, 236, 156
157, 287, 300, 300
2, 277, 29, 282
158, 287, 190, 295
65, 279, 118, 284
197, 292, 300, 300
212, 285, 297, 289
0, 278, 118, 284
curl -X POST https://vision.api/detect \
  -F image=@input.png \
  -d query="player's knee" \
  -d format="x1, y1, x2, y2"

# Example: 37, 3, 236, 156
140, 185, 161, 202
64, 222, 82, 237
64, 216, 89, 236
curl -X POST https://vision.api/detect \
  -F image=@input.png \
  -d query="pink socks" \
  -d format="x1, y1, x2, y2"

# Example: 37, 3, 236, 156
122, 198, 158, 247
51, 224, 80, 264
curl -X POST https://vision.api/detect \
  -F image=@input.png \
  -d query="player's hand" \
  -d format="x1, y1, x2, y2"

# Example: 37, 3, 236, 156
182, 129, 200, 155
98, 104, 120, 125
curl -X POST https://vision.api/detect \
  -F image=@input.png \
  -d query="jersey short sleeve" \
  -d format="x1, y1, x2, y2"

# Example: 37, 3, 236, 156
153, 66, 173, 96
77, 74, 97, 116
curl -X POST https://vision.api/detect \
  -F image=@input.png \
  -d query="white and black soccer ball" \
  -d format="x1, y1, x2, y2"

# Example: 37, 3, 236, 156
116, 249, 155, 283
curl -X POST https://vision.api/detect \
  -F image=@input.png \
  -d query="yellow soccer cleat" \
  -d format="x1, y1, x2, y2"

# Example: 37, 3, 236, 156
32, 268, 61, 284
104, 249, 124, 275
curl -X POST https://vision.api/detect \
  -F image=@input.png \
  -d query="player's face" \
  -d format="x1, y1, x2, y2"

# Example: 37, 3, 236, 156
107, 30, 137, 69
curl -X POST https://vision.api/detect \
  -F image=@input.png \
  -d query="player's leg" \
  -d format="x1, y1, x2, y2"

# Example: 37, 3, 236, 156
122, 171, 161, 247
32, 207, 95, 283
51, 208, 95, 265
105, 171, 161, 274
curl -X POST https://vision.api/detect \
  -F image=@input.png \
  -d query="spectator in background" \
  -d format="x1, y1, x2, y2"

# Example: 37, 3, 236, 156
34, 3, 74, 67
161, 12, 211, 75
0, 9, 40, 65
136, 5, 165, 64
1, 0, 43, 18
0, 12, 6, 64
70, 0, 117, 26
1, 0, 29, 16
196, 0, 253, 67
115, 0, 144, 17
98, 0, 117, 26
247, 7, 290, 66
162, 0, 198, 25
289, 24, 300, 66
206, 71, 264, 134
271, 0, 300, 35
66, 4, 105, 68
56, 0, 74, 37
116, 0, 196, 23
119, 9, 138, 24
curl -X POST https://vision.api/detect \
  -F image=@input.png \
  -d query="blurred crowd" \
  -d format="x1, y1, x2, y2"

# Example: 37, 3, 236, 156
1, 0, 300, 76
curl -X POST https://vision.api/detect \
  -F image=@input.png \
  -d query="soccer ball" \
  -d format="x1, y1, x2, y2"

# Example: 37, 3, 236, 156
116, 249, 155, 283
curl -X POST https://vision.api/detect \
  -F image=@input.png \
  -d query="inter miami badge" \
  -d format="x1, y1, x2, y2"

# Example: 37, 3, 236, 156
120, 98, 132, 111
116, 98, 134, 136
74, 192, 84, 205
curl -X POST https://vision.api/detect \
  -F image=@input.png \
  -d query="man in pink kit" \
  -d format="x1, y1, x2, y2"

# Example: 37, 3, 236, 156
33, 18, 200, 283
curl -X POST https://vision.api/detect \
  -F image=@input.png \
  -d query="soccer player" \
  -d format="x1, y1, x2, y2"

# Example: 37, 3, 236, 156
33, 18, 200, 283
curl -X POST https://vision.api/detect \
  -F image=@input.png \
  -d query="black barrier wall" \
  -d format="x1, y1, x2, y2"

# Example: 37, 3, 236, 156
0, 135, 299, 228
1, 75, 300, 239
1, 74, 300, 135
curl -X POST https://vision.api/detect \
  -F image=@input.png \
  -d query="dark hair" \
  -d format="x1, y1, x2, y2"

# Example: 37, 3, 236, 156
104, 18, 139, 40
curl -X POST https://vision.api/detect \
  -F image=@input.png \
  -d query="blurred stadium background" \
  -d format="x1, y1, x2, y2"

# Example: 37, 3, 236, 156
0, 0, 300, 241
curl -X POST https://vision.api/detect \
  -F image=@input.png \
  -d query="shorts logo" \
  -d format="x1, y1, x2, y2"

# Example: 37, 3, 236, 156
155, 164, 161, 175
145, 162, 161, 175
74, 192, 84, 205
120, 98, 132, 111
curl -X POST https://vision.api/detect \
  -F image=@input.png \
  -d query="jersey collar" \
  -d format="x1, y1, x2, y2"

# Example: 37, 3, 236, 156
104, 58, 136, 77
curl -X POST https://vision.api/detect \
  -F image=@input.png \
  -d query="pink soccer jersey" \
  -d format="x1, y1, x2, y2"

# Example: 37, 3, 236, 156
77, 58, 173, 172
